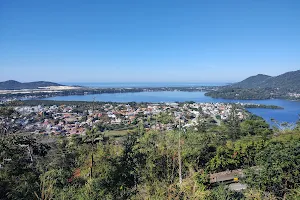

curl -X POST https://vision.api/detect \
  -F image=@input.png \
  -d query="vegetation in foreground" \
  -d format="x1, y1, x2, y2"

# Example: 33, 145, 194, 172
0, 105, 300, 200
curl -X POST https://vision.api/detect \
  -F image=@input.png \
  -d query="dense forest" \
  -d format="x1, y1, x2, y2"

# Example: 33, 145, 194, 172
230, 74, 272, 89
0, 105, 300, 199
205, 87, 300, 100
205, 88, 274, 100
230, 70, 300, 91
206, 70, 300, 100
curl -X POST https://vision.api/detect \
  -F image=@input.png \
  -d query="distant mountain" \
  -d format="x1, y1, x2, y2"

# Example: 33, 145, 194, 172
206, 70, 300, 100
259, 70, 300, 90
231, 74, 272, 88
230, 70, 300, 91
0, 80, 63, 90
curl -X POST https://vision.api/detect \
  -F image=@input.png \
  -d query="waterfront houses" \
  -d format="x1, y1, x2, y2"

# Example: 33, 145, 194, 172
5, 102, 247, 136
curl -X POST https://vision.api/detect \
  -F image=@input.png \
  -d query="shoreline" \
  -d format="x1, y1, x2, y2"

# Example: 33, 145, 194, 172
0, 87, 299, 103
4, 99, 284, 111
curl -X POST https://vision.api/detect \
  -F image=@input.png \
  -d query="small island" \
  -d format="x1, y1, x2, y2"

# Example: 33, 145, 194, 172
240, 103, 284, 110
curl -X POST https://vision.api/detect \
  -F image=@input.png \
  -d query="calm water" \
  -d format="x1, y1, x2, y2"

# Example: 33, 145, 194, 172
43, 91, 300, 124
61, 82, 227, 88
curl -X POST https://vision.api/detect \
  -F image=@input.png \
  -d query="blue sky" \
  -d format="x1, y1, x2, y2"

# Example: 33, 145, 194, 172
0, 0, 299, 83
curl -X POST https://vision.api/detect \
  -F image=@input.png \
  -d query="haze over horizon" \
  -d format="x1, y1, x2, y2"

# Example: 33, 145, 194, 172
1, 0, 299, 83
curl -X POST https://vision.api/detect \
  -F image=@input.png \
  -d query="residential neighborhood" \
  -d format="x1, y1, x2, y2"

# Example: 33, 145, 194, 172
2, 102, 247, 136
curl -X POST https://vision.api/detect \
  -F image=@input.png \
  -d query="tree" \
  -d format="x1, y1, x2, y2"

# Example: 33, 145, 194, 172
225, 105, 241, 140
295, 114, 300, 131
0, 107, 18, 135
196, 118, 209, 133
208, 136, 266, 172
244, 140, 300, 198
240, 119, 271, 137
207, 185, 244, 200
0, 134, 50, 200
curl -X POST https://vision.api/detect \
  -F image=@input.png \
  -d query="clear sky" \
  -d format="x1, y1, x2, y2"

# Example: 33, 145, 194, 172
0, 0, 299, 83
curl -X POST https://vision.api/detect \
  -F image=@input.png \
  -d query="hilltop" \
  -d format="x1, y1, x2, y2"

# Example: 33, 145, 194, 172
259, 70, 300, 91
230, 70, 300, 91
0, 80, 63, 90
230, 74, 272, 88
206, 70, 300, 100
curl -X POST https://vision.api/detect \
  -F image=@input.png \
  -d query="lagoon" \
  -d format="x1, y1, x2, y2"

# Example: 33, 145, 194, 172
43, 91, 300, 124
61, 82, 227, 88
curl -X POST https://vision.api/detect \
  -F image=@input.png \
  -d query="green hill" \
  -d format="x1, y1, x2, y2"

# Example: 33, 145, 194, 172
206, 70, 300, 100
0, 80, 63, 90
259, 70, 300, 91
230, 70, 300, 91
231, 74, 272, 88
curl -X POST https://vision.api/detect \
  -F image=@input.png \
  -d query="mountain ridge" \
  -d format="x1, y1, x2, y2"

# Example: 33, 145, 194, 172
230, 74, 272, 88
205, 70, 300, 100
229, 70, 300, 91
0, 80, 63, 90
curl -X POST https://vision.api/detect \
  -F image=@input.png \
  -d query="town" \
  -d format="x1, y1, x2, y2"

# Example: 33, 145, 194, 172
1, 101, 247, 136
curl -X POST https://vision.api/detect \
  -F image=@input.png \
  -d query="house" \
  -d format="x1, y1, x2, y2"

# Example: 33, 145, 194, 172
210, 169, 244, 184
111, 118, 122, 124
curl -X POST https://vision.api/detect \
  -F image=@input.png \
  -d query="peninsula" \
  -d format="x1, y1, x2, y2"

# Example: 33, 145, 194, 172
205, 70, 300, 100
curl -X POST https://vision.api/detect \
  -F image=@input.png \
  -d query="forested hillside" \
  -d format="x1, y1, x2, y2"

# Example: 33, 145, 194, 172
1, 104, 300, 199
259, 70, 300, 91
230, 70, 300, 91
231, 74, 271, 88
206, 70, 300, 100
0, 80, 62, 90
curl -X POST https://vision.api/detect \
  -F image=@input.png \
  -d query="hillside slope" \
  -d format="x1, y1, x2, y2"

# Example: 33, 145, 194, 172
260, 70, 300, 91
0, 80, 63, 90
231, 74, 272, 88
206, 70, 300, 100
230, 70, 300, 91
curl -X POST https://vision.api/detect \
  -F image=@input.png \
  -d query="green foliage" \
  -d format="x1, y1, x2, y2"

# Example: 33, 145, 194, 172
206, 70, 300, 100
240, 119, 272, 137
182, 131, 219, 169
231, 74, 272, 89
0, 80, 62, 90
0, 134, 50, 200
207, 185, 244, 200
157, 112, 174, 124
244, 136, 300, 198
0, 107, 15, 118
206, 88, 273, 100
226, 106, 242, 140
1, 113, 300, 199
208, 137, 266, 172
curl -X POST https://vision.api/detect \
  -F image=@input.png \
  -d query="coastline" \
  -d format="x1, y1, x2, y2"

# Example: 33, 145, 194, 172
0, 85, 299, 103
